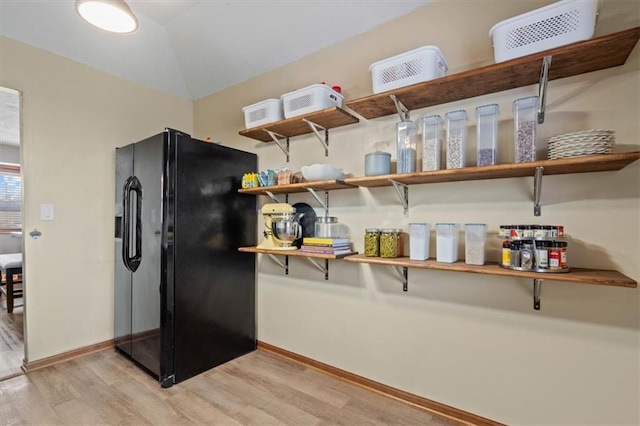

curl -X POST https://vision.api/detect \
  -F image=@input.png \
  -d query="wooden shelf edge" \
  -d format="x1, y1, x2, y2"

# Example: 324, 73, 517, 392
346, 27, 640, 120
343, 255, 637, 288
238, 179, 357, 195
239, 246, 357, 260
344, 152, 640, 188
239, 107, 359, 142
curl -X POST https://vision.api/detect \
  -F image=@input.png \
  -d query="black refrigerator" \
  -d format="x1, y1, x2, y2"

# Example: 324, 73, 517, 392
114, 128, 256, 387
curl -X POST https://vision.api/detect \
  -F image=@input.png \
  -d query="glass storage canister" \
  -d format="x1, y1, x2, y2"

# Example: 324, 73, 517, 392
396, 120, 418, 173
315, 216, 341, 239
364, 228, 380, 257
422, 114, 444, 171
380, 229, 402, 258
475, 104, 500, 166
445, 110, 468, 169
513, 96, 538, 163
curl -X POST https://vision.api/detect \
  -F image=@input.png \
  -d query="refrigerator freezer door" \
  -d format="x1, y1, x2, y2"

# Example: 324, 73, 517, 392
115, 144, 133, 357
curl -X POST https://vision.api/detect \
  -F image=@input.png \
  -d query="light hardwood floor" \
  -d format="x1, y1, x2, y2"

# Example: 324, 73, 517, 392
0, 296, 23, 380
1, 348, 462, 425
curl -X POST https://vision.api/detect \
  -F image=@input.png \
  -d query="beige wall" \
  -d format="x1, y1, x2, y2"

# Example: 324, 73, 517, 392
195, 1, 640, 424
0, 36, 193, 362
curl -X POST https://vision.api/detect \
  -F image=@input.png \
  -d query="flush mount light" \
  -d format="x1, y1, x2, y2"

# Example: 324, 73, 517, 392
75, 0, 138, 34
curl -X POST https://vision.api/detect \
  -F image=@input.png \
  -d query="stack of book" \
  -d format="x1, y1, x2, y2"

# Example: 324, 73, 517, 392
299, 237, 352, 256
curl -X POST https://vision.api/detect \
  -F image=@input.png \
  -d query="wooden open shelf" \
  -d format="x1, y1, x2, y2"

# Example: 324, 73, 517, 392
239, 179, 355, 195
344, 152, 640, 188
239, 107, 359, 143
346, 27, 640, 119
239, 246, 357, 260
344, 255, 637, 288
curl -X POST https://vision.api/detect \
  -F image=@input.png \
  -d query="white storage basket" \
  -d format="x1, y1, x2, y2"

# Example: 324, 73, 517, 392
242, 98, 283, 129
281, 84, 344, 119
369, 46, 448, 94
489, 0, 599, 63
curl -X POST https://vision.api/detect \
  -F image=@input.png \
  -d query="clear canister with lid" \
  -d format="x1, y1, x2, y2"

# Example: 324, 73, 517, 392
422, 115, 444, 171
396, 121, 418, 173
364, 228, 380, 257
513, 96, 538, 163
315, 216, 340, 238
464, 223, 486, 265
475, 104, 500, 166
445, 110, 468, 169
380, 228, 402, 258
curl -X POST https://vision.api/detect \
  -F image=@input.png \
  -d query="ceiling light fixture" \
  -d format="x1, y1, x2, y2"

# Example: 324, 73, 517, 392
75, 0, 138, 34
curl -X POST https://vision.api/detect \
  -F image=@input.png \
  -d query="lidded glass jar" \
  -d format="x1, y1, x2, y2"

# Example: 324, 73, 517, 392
315, 216, 340, 238
364, 228, 380, 257
380, 228, 402, 258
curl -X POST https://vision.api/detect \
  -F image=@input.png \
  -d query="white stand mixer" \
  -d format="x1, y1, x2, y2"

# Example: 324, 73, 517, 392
257, 203, 301, 250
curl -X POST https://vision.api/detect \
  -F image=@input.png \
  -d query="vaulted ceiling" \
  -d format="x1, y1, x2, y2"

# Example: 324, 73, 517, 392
0, 0, 430, 100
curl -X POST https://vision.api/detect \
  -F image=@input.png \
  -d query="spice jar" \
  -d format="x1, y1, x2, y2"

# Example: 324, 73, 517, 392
521, 241, 534, 270
559, 241, 568, 269
510, 225, 524, 239
523, 225, 534, 238
510, 241, 521, 268
502, 240, 511, 267
549, 242, 562, 270
380, 229, 401, 258
535, 241, 549, 269
364, 229, 380, 257
533, 225, 545, 239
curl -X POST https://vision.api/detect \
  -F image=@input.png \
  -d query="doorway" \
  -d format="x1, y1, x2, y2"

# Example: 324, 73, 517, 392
0, 86, 24, 380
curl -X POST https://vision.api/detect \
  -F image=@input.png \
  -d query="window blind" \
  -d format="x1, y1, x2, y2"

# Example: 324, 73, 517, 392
0, 163, 21, 231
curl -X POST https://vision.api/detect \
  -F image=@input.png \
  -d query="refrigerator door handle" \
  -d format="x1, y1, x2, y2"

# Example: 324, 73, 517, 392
122, 176, 133, 272
128, 176, 143, 272
122, 176, 142, 272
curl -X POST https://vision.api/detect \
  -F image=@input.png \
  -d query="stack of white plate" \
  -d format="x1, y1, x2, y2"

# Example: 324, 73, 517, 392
548, 130, 615, 160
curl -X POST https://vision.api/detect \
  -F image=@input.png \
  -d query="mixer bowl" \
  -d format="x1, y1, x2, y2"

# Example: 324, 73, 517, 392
271, 218, 301, 247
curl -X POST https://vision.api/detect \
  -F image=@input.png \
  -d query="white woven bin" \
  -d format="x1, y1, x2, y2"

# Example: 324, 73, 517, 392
242, 99, 283, 129
369, 46, 448, 94
489, 0, 599, 63
281, 84, 343, 119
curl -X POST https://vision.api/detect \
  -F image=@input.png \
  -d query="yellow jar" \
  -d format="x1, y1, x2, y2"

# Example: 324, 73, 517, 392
364, 229, 380, 257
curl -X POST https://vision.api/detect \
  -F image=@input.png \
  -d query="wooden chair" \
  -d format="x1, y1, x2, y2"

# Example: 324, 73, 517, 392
0, 253, 23, 313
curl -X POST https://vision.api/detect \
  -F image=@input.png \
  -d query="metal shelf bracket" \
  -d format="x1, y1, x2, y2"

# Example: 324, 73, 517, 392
266, 254, 289, 276
264, 191, 281, 204
533, 278, 543, 310
537, 55, 552, 124
389, 179, 409, 217
306, 258, 330, 280
391, 266, 409, 291
264, 130, 290, 162
390, 94, 410, 122
302, 119, 329, 157
534, 166, 544, 216
305, 188, 329, 216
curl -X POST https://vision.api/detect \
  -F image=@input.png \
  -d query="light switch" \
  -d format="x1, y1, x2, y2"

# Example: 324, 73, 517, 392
41, 204, 54, 221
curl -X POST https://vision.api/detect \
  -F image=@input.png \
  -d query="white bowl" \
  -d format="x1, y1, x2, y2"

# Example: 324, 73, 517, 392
301, 164, 344, 181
